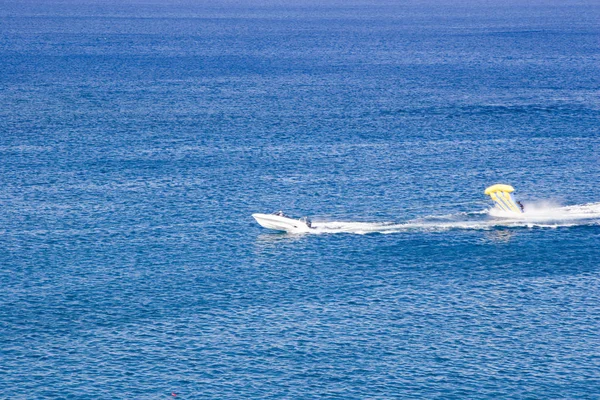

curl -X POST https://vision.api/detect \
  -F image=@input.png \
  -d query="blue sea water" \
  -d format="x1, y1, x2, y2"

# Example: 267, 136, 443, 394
1, 0, 600, 398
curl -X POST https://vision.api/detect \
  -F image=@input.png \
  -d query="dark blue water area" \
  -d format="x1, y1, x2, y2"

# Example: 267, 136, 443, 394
1, 1, 600, 398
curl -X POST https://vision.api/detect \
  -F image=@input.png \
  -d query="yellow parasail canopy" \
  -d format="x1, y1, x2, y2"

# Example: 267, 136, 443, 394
484, 184, 515, 195
484, 184, 522, 214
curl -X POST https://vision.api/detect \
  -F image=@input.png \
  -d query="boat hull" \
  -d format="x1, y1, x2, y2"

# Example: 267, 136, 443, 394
252, 213, 312, 233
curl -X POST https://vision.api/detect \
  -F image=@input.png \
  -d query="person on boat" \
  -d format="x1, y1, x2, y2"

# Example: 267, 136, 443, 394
301, 216, 312, 228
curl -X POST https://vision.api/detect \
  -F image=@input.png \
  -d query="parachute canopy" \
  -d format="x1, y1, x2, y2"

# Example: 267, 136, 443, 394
484, 184, 523, 214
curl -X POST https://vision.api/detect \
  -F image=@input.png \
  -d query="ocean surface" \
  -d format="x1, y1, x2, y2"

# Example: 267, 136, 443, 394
1, 0, 599, 398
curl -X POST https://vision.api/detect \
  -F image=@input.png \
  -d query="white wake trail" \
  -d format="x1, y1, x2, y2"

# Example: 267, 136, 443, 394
307, 203, 600, 235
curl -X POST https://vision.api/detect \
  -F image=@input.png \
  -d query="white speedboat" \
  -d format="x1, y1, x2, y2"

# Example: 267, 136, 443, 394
252, 211, 314, 233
